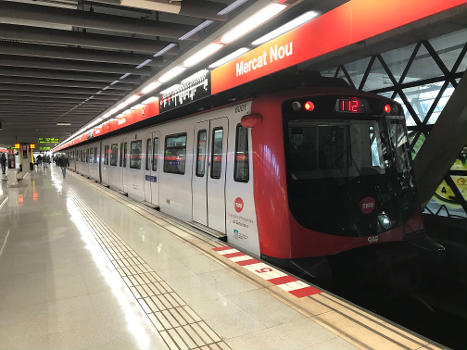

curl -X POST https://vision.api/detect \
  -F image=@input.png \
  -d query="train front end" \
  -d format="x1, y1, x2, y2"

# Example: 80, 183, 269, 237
251, 88, 438, 291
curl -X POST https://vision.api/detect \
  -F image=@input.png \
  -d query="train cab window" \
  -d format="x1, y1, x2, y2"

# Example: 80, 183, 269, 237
119, 143, 123, 167
123, 142, 128, 167
110, 144, 118, 166
145, 138, 151, 171
210, 128, 223, 179
94, 147, 98, 163
104, 145, 109, 165
130, 140, 142, 169
196, 130, 207, 177
234, 124, 249, 182
164, 133, 187, 175
152, 138, 158, 171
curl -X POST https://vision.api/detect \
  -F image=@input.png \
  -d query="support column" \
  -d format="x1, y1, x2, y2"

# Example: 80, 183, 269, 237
414, 72, 467, 207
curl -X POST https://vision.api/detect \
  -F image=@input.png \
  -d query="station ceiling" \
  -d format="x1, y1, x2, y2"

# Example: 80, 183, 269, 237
0, 0, 464, 148
0, 0, 345, 147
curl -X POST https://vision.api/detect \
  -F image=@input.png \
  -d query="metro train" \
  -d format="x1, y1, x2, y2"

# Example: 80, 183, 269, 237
61, 82, 430, 282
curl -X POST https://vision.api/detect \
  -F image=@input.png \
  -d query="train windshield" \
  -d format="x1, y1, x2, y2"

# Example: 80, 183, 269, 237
285, 114, 417, 238
287, 120, 386, 180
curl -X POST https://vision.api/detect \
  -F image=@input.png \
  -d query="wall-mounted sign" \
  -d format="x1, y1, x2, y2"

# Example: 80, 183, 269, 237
38, 137, 59, 144
159, 70, 211, 113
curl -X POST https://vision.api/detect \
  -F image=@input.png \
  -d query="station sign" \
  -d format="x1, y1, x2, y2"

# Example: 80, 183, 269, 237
159, 70, 211, 113
38, 137, 59, 144
211, 0, 467, 94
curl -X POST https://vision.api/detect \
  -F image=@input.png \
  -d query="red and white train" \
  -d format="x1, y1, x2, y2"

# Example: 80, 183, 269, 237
61, 83, 425, 276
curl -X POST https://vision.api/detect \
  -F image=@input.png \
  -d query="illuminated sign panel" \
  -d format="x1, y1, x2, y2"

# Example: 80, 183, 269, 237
159, 70, 211, 113
38, 137, 59, 144
39, 146, 51, 151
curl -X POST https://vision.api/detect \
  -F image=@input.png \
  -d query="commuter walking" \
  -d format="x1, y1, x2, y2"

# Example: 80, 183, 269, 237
0, 153, 6, 175
57, 154, 69, 178
43, 155, 50, 168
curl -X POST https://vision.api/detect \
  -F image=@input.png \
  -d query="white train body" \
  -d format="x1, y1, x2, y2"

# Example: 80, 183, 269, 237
67, 101, 261, 257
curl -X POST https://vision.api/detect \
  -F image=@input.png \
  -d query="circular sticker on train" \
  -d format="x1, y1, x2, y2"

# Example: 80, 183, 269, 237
360, 196, 375, 214
234, 197, 244, 213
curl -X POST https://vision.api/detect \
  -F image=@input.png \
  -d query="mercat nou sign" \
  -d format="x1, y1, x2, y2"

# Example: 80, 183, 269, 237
38, 137, 59, 144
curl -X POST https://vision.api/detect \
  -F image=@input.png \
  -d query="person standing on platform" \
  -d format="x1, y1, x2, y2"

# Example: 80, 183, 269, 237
0, 153, 6, 175
57, 154, 69, 178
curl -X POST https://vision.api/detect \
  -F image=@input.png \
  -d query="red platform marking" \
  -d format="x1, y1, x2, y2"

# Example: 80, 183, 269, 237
212, 246, 232, 252
236, 258, 260, 266
223, 251, 245, 258
268, 275, 297, 285
289, 286, 321, 298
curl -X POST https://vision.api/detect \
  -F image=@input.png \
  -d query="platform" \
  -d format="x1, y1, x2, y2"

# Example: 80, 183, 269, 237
0, 165, 444, 349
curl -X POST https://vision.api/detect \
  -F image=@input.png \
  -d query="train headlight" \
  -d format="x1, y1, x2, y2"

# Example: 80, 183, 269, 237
377, 212, 392, 230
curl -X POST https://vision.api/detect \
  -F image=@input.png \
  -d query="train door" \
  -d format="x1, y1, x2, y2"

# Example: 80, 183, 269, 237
143, 133, 152, 203
143, 131, 160, 206
121, 138, 129, 193
101, 143, 109, 185
192, 118, 228, 232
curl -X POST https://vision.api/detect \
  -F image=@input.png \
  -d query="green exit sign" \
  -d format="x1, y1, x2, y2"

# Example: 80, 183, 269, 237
39, 146, 51, 151
38, 137, 59, 144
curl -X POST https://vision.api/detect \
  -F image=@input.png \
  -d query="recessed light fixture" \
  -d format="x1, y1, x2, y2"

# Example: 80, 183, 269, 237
56, 122, 72, 126
209, 47, 250, 68
220, 3, 286, 44
252, 11, 319, 46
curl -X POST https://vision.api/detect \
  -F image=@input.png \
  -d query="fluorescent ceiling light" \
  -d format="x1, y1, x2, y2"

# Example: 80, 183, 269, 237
131, 104, 144, 110
136, 59, 152, 69
159, 66, 186, 83
153, 43, 177, 57
220, 3, 286, 44
209, 47, 250, 68
217, 0, 248, 15
141, 81, 161, 94
252, 11, 319, 46
56, 122, 71, 126
142, 96, 158, 104
183, 43, 223, 68
179, 20, 213, 40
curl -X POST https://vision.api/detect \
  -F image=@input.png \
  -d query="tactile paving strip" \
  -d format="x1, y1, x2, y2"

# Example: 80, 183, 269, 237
69, 193, 229, 350
213, 246, 321, 298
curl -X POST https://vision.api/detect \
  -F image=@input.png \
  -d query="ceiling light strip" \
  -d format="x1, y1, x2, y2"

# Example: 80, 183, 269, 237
179, 20, 214, 40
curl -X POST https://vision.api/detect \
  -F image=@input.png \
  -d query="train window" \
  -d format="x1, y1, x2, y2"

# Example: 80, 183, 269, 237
123, 142, 127, 167
196, 130, 207, 177
94, 147, 98, 163
89, 148, 94, 164
130, 140, 142, 169
152, 138, 158, 171
119, 143, 123, 167
164, 133, 187, 175
104, 145, 109, 165
234, 124, 249, 182
145, 138, 151, 171
210, 128, 223, 179
110, 144, 118, 166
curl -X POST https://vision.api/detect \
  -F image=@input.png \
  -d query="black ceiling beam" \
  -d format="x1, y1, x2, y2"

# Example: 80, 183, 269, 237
0, 92, 120, 100
0, 24, 173, 54
0, 42, 173, 65
0, 55, 155, 75
0, 84, 126, 96
0, 76, 134, 90
0, 97, 112, 105
0, 1, 197, 39
0, 67, 141, 83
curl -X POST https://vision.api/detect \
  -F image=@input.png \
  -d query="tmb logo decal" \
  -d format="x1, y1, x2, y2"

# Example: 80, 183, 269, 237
234, 197, 244, 213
